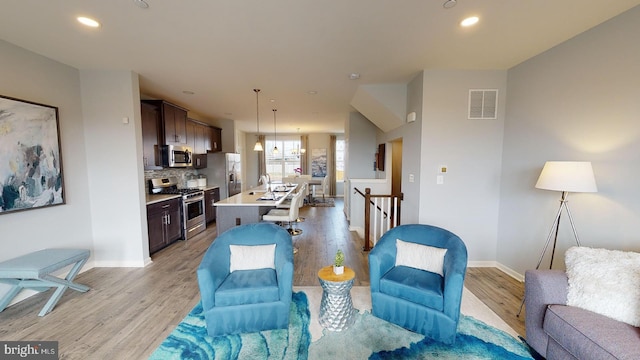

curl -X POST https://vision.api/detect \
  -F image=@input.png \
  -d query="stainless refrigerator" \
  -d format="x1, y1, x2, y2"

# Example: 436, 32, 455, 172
225, 153, 242, 197
203, 152, 242, 200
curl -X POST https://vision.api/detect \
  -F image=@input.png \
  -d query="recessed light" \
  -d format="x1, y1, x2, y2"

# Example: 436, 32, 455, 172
270, 99, 276, 103
349, 73, 361, 80
133, 0, 149, 9
182, 90, 195, 95
443, 0, 457, 9
460, 16, 479, 27
307, 91, 318, 95
77, 16, 100, 28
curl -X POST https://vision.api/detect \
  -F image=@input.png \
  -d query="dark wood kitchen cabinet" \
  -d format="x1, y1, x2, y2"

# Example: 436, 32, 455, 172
141, 102, 162, 170
209, 126, 222, 152
142, 100, 188, 145
204, 187, 220, 223
187, 119, 221, 154
147, 198, 182, 254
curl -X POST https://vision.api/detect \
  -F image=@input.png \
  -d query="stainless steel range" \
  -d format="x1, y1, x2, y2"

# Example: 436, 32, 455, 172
149, 177, 206, 240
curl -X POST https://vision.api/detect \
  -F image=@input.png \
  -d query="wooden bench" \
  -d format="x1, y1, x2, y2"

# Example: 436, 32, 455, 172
0, 248, 90, 316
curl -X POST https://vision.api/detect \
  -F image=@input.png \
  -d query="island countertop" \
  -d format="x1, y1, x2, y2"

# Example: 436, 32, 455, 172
214, 184, 297, 207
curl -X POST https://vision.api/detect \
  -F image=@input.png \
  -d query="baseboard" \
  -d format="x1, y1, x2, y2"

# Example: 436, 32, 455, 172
348, 226, 364, 239
495, 262, 524, 282
468, 261, 524, 282
92, 259, 148, 267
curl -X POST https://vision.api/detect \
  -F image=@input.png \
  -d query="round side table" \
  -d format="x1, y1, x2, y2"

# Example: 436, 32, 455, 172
317, 265, 356, 331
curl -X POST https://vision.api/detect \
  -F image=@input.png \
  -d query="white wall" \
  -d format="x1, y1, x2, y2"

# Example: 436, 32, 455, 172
345, 112, 378, 179
80, 70, 149, 267
0, 40, 95, 301
497, 6, 640, 275
377, 71, 424, 224
419, 70, 507, 263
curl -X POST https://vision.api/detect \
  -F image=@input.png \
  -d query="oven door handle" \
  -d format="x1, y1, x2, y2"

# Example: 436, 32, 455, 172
184, 195, 204, 203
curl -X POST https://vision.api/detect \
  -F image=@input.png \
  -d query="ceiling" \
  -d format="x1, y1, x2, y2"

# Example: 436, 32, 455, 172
1, 1, 639, 134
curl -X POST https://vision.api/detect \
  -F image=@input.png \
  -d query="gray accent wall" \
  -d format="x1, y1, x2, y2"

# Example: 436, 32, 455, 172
497, 5, 640, 274
418, 70, 508, 263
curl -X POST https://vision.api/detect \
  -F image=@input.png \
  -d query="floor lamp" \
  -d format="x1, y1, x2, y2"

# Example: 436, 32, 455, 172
517, 161, 597, 316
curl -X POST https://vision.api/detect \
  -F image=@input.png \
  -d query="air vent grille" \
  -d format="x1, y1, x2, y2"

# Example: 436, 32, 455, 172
468, 89, 498, 119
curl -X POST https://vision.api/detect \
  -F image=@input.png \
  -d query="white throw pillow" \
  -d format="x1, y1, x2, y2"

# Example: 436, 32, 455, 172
395, 239, 447, 276
229, 244, 276, 272
565, 246, 640, 327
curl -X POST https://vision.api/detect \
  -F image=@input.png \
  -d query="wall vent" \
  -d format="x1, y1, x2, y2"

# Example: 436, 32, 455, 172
468, 89, 498, 119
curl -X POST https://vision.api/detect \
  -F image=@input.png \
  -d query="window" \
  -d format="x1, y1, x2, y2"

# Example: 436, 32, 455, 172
336, 139, 345, 181
265, 138, 301, 182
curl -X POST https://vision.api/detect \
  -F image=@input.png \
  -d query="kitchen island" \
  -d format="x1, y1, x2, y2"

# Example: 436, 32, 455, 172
214, 184, 297, 236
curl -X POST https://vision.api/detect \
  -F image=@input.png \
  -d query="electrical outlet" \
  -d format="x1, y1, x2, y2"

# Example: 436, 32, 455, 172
409, 174, 414, 183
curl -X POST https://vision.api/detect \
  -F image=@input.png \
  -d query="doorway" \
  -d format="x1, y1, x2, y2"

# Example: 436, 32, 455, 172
391, 139, 403, 196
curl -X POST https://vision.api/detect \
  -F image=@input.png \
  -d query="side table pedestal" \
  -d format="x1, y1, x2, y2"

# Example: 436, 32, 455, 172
317, 265, 356, 331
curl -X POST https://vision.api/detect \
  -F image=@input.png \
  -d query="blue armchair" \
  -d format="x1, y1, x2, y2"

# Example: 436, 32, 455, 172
197, 223, 294, 337
369, 224, 468, 344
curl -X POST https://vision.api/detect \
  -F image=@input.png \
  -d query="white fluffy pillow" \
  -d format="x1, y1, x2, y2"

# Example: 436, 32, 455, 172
229, 244, 276, 272
395, 239, 447, 276
565, 246, 640, 327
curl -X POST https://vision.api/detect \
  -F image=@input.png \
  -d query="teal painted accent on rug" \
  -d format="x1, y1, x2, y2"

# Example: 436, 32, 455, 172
150, 291, 533, 360
149, 292, 311, 360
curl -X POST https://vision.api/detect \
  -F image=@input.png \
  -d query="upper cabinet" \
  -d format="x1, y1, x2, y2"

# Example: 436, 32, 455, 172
141, 100, 222, 169
142, 100, 188, 145
187, 118, 222, 154
162, 102, 187, 145
141, 102, 162, 170
210, 126, 222, 152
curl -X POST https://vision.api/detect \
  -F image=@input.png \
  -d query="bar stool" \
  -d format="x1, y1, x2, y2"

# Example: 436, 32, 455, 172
278, 183, 307, 223
263, 191, 304, 236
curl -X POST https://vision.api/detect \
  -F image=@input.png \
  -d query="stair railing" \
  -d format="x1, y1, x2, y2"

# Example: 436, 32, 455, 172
354, 187, 403, 251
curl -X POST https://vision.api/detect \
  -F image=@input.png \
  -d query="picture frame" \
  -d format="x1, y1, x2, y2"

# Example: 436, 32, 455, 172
311, 148, 327, 177
0, 95, 65, 215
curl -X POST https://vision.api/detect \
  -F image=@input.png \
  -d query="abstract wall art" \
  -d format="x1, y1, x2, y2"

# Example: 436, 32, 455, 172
0, 95, 65, 214
311, 148, 327, 178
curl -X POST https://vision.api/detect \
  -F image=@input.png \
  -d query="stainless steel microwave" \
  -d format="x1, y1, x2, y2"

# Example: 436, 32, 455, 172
161, 144, 192, 167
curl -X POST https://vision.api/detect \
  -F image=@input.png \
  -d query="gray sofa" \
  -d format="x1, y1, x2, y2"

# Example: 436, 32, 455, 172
525, 270, 640, 360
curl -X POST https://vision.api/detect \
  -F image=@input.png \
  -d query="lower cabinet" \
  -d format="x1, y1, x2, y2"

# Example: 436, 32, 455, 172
204, 188, 220, 224
147, 198, 182, 254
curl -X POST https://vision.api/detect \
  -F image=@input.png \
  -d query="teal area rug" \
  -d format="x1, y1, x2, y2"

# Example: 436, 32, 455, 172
150, 291, 533, 359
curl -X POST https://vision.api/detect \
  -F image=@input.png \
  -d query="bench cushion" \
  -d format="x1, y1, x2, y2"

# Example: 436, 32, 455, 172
544, 305, 640, 360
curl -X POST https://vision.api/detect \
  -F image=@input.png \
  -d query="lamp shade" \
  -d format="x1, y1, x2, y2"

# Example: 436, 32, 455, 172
535, 161, 597, 193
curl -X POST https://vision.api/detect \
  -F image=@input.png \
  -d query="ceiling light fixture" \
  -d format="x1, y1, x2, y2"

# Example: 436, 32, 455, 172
77, 16, 100, 28
349, 73, 361, 80
272, 109, 279, 154
133, 0, 149, 9
443, 0, 457, 9
253, 89, 263, 152
460, 16, 479, 27
307, 90, 318, 95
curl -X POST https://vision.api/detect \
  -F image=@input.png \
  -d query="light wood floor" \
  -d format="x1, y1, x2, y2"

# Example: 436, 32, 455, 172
0, 198, 524, 359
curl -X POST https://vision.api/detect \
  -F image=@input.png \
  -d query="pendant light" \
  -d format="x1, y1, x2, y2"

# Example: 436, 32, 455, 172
253, 89, 263, 152
272, 108, 279, 154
